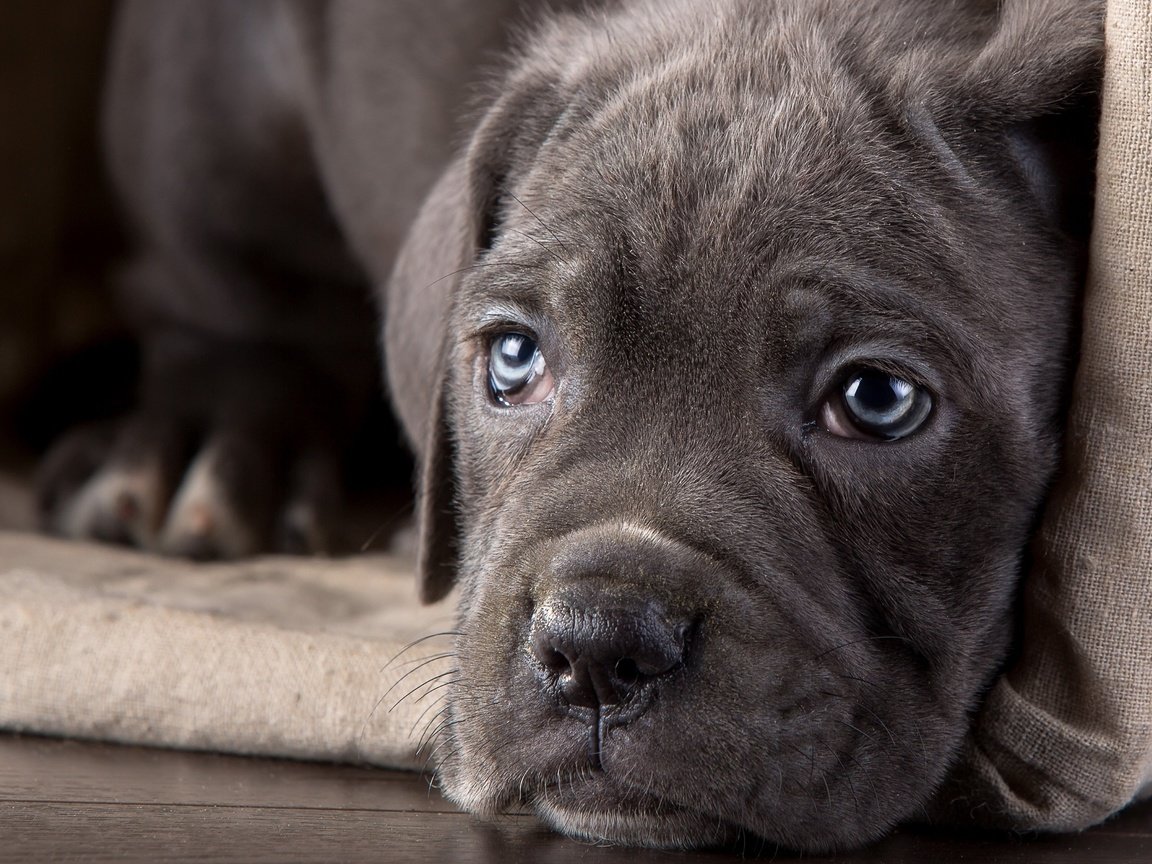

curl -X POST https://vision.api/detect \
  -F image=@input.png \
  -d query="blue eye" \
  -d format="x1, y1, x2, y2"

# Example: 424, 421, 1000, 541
840, 370, 932, 440
488, 333, 554, 406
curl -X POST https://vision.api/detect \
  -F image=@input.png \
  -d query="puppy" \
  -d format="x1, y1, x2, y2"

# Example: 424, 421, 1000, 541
44, 0, 1102, 852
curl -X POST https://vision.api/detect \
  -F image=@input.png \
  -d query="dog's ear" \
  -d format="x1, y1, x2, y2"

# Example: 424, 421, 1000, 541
900, 0, 1104, 238
941, 0, 1103, 122
385, 155, 470, 604
385, 77, 558, 603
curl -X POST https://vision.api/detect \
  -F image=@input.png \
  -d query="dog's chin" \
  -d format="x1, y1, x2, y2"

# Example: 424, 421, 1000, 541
441, 756, 738, 849
532, 796, 739, 850
441, 739, 911, 853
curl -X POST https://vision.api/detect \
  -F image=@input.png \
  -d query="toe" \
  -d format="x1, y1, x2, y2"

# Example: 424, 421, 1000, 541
277, 447, 342, 555
160, 431, 280, 559
42, 416, 187, 548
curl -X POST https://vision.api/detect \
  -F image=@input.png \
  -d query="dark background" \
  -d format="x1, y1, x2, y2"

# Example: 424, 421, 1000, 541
0, 2, 133, 482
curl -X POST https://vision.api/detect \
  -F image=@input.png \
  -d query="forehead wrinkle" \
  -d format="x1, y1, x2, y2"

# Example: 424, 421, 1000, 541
533, 61, 895, 290
458, 242, 598, 333
457, 276, 549, 327
499, 5, 1013, 390
775, 260, 997, 385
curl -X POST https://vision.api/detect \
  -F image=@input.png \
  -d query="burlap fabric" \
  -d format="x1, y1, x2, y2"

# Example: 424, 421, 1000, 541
0, 0, 1149, 836
940, 0, 1152, 830
0, 532, 455, 771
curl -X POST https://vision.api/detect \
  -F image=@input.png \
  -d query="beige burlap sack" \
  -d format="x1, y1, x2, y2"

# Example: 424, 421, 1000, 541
0, 0, 1148, 837
942, 0, 1152, 831
0, 533, 456, 770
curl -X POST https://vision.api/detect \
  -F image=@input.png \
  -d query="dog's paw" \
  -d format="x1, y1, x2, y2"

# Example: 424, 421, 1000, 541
38, 414, 342, 559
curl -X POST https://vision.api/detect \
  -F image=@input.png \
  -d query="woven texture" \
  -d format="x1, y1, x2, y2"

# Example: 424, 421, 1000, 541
945, 0, 1152, 830
0, 533, 455, 770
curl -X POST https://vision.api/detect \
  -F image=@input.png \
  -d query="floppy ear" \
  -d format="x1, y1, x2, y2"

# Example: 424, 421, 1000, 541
901, 0, 1104, 239
946, 0, 1104, 121
964, 0, 1103, 239
385, 154, 478, 605
384, 78, 558, 603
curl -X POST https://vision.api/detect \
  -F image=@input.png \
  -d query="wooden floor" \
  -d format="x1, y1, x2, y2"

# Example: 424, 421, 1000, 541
2, 734, 1150, 863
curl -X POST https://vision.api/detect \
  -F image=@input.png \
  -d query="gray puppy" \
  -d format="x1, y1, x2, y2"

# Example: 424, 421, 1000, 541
44, 0, 1103, 852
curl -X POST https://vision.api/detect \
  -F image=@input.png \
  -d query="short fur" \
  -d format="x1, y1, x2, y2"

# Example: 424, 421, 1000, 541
47, 0, 1102, 851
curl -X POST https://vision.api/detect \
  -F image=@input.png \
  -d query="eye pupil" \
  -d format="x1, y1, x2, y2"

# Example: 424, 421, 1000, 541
499, 334, 534, 366
846, 374, 910, 416
841, 371, 931, 440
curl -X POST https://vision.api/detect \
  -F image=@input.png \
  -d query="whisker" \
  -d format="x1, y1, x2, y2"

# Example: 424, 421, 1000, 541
832, 716, 880, 745
358, 657, 453, 754
818, 688, 850, 700
409, 692, 451, 738
380, 631, 462, 674
417, 716, 460, 756
422, 736, 460, 776
394, 651, 456, 670
785, 741, 817, 770
390, 669, 460, 712
832, 671, 882, 690
506, 191, 573, 258
379, 653, 456, 703
814, 634, 912, 661
505, 227, 566, 265
415, 704, 452, 752
817, 737, 860, 819
420, 260, 547, 294
359, 500, 415, 552
912, 718, 930, 769
406, 674, 462, 706
837, 739, 882, 802
857, 702, 898, 746
469, 732, 527, 767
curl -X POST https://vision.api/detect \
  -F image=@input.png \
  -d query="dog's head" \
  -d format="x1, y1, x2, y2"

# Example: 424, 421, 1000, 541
384, 0, 1101, 851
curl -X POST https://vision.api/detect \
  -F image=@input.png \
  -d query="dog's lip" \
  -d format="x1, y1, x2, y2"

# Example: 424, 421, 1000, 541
531, 788, 739, 849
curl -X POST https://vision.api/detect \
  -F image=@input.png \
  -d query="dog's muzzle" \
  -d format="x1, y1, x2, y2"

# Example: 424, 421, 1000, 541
523, 528, 702, 765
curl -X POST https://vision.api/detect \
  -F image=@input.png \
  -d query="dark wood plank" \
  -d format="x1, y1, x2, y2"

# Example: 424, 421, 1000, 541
1084, 794, 1152, 837
2, 734, 1151, 863
5, 801, 1152, 864
0, 803, 689, 864
0, 735, 460, 813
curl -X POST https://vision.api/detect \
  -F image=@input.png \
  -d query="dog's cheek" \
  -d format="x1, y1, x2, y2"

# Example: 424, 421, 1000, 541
437, 394, 574, 802
819, 416, 1036, 664
741, 447, 1027, 840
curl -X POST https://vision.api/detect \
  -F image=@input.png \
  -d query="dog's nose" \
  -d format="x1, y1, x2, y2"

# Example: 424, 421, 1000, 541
529, 598, 692, 710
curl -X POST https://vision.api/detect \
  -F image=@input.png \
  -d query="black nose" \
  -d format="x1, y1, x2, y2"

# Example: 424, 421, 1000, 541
529, 597, 692, 711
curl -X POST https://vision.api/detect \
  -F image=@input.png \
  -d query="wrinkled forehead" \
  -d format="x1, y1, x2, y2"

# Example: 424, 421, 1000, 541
463, 116, 967, 361
454, 10, 1025, 382
530, 33, 893, 264
457, 225, 977, 404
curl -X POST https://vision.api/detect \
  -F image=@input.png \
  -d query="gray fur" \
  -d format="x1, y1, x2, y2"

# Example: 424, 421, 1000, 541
46, 0, 1102, 851
389, 0, 1101, 850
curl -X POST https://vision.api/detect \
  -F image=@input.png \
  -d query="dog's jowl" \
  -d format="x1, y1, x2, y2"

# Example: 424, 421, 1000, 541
46, 0, 1103, 852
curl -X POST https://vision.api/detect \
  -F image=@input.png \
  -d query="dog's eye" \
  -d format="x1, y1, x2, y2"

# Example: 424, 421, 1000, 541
820, 369, 932, 441
488, 333, 554, 406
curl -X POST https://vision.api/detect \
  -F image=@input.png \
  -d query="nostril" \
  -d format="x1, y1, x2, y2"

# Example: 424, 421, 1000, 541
614, 657, 641, 687
540, 646, 571, 676
674, 619, 693, 644
529, 600, 695, 712
531, 626, 577, 677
